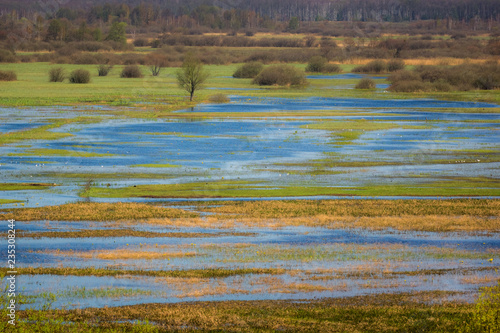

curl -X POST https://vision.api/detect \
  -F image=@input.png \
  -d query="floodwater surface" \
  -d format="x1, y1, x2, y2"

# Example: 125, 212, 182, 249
2, 220, 498, 309
0, 96, 499, 310
1, 96, 499, 206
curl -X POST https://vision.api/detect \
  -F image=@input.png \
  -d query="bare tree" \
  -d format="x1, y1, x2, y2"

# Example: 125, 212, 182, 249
176, 55, 209, 101
146, 53, 168, 76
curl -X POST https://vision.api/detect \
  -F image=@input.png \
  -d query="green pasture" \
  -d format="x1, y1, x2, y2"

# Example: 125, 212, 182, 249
82, 177, 500, 198
1, 62, 499, 108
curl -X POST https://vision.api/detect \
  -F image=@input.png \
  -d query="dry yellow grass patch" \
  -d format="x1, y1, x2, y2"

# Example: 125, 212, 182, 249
249, 276, 347, 294
358, 280, 416, 289
95, 250, 197, 260
8, 199, 498, 232
42, 249, 197, 260
151, 277, 244, 298
128, 213, 499, 232
191, 215, 498, 232
74, 212, 498, 232
2, 202, 195, 221
349, 215, 498, 232
333, 262, 407, 275
203, 199, 499, 219
460, 275, 500, 285
404, 58, 489, 66
346, 57, 489, 66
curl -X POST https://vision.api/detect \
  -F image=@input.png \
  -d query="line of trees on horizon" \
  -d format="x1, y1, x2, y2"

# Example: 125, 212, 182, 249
2, 0, 499, 27
0, 0, 499, 52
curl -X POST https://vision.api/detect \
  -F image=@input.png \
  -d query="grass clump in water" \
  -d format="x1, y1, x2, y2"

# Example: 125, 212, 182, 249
208, 94, 230, 103
1, 202, 197, 221
355, 78, 376, 89
0, 183, 55, 191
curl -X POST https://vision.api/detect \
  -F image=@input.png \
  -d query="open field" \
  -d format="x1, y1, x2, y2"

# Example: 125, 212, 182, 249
1, 62, 500, 107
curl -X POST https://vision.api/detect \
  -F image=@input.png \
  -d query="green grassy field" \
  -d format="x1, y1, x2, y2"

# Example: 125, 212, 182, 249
1, 62, 500, 109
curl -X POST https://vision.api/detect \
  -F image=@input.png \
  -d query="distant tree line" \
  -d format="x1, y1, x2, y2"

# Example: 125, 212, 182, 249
1, 0, 499, 29
0, 0, 499, 50
241, 0, 500, 22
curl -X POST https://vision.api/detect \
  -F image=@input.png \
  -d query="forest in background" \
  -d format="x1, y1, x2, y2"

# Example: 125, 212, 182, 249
2, 0, 500, 22
0, 0, 499, 38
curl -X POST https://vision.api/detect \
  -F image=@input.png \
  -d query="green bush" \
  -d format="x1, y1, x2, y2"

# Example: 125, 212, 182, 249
388, 70, 421, 82
133, 38, 149, 47
387, 59, 405, 72
474, 75, 500, 90
355, 78, 376, 89
472, 63, 500, 90
69, 69, 91, 84
388, 80, 432, 92
122, 54, 146, 65
120, 65, 143, 78
305, 56, 327, 72
74, 53, 99, 65
461, 282, 500, 333
415, 66, 448, 82
409, 63, 500, 91
0, 49, 17, 62
56, 46, 79, 57
433, 80, 452, 92
97, 64, 113, 76
352, 60, 387, 73
233, 62, 264, 78
323, 63, 342, 73
252, 64, 308, 87
49, 67, 66, 82
305, 56, 342, 73
0, 70, 16, 81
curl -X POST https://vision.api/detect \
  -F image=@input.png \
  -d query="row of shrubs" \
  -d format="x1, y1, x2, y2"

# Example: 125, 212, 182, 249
388, 62, 500, 92
2, 37, 496, 67
233, 55, 342, 80
1, 34, 497, 65
152, 35, 308, 48
352, 59, 405, 73
2, 39, 496, 67
49, 68, 91, 83
0, 48, 321, 66
47, 62, 308, 87
48, 65, 146, 83
11, 40, 132, 53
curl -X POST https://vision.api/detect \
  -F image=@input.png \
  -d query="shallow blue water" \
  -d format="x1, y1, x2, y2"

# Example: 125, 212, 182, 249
188, 97, 498, 113
307, 73, 388, 80
2, 223, 498, 309
0, 122, 44, 133
0, 97, 499, 207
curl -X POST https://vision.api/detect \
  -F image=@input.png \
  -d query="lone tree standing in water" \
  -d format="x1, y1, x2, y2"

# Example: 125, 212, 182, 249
176, 55, 209, 101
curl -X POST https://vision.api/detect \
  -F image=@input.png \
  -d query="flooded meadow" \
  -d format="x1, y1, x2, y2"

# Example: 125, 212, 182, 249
0, 92, 499, 320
